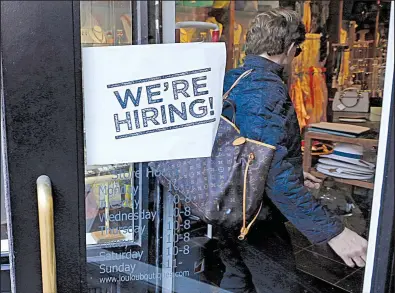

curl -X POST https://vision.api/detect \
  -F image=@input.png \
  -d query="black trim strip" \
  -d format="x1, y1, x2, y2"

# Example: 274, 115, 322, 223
370, 74, 395, 293
107, 68, 211, 88
115, 118, 216, 140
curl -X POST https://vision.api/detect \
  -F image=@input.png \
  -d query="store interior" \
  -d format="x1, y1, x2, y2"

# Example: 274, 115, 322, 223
172, 1, 390, 292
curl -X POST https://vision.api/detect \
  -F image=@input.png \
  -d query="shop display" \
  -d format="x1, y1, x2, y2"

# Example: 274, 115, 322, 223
318, 158, 375, 174
301, 141, 333, 156
80, 2, 132, 46
316, 143, 375, 180
332, 87, 370, 112
175, 0, 278, 68
332, 17, 388, 97
88, 25, 107, 44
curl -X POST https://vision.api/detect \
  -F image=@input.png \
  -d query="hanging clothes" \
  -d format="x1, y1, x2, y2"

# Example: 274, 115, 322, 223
303, 0, 312, 33
308, 67, 328, 124
233, 23, 243, 68
180, 28, 196, 42
290, 78, 309, 129
291, 33, 327, 129
337, 28, 350, 87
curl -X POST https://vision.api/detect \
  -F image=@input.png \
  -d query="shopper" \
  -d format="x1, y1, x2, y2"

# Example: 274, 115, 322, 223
219, 8, 368, 293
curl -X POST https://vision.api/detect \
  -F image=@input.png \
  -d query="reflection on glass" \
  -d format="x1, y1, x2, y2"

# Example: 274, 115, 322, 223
81, 1, 132, 47
81, 2, 145, 292
175, 0, 278, 68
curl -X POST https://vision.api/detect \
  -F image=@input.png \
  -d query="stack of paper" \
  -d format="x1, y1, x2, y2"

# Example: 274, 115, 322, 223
308, 122, 370, 138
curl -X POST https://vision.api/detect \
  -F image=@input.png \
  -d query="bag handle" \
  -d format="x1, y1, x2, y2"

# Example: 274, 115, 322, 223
339, 87, 363, 108
222, 69, 253, 123
223, 69, 253, 100
343, 87, 362, 93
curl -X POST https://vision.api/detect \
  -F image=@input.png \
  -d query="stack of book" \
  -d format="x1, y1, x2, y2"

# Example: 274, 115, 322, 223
308, 122, 370, 138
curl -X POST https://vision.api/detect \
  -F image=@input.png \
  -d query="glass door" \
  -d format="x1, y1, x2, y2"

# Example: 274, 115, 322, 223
80, 2, 224, 292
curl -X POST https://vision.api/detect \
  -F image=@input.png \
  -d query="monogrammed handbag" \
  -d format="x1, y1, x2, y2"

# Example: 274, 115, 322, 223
149, 70, 276, 240
332, 88, 370, 113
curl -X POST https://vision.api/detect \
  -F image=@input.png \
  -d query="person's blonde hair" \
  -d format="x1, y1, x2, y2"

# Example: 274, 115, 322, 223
245, 8, 306, 56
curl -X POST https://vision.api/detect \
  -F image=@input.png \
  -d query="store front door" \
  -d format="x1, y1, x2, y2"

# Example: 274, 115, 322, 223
1, 2, 225, 292
1, 1, 394, 293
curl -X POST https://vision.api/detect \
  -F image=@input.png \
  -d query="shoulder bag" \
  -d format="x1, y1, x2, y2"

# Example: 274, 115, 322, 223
149, 70, 276, 240
332, 87, 370, 113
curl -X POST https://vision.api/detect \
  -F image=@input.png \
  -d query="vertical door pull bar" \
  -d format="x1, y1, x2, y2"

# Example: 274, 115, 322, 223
37, 175, 57, 293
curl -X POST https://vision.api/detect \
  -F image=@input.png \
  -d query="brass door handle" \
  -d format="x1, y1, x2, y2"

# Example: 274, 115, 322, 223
37, 175, 57, 293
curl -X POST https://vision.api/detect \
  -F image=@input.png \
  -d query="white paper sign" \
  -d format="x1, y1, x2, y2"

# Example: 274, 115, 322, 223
82, 43, 226, 165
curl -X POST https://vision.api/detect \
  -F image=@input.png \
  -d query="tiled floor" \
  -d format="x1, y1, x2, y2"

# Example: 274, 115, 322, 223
286, 222, 364, 293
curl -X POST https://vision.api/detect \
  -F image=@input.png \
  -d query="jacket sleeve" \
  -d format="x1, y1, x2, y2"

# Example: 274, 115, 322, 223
238, 84, 344, 245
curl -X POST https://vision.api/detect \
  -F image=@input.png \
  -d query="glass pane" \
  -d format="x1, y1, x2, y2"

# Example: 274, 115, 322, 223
80, 2, 141, 292
82, 1, 392, 293
176, 1, 391, 293
175, 0, 279, 69
81, 1, 132, 47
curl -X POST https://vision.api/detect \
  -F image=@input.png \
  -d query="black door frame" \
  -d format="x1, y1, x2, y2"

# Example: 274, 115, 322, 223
2, 1, 86, 292
1, 1, 394, 293
369, 74, 395, 293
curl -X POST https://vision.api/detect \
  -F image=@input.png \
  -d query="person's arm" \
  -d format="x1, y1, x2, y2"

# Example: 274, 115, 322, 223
301, 173, 367, 267
265, 136, 345, 244
238, 85, 367, 267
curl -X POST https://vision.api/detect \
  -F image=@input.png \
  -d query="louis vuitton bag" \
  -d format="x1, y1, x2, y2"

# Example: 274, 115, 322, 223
149, 70, 275, 240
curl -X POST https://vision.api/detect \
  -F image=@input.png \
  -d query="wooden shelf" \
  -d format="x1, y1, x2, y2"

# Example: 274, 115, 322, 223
303, 131, 378, 190
310, 168, 374, 190
304, 131, 379, 149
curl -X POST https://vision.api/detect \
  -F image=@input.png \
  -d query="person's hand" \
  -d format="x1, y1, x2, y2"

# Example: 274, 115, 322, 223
303, 171, 322, 189
328, 227, 368, 268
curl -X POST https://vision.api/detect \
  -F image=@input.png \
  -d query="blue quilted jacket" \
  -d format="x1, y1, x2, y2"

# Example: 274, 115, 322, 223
223, 55, 344, 244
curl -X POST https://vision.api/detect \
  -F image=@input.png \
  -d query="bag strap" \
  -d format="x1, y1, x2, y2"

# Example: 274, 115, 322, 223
343, 87, 361, 92
223, 69, 253, 100
340, 88, 363, 108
